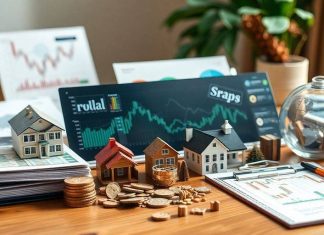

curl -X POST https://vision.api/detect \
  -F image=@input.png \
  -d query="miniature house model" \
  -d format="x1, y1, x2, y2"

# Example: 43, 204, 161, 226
95, 137, 138, 185
183, 120, 246, 175
144, 137, 179, 177
8, 105, 64, 159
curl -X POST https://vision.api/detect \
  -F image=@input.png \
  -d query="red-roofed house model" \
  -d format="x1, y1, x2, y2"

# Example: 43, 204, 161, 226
95, 137, 138, 185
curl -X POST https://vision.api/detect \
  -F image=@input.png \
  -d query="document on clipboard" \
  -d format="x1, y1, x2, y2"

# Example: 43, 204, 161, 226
205, 164, 324, 228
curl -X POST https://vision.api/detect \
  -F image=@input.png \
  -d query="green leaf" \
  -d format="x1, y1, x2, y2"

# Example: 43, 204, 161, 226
164, 6, 210, 28
224, 29, 238, 62
262, 16, 290, 34
219, 9, 241, 29
187, 0, 213, 7
175, 43, 194, 58
198, 9, 219, 35
294, 8, 314, 27
258, 0, 296, 17
238, 6, 262, 15
200, 27, 228, 56
179, 24, 198, 39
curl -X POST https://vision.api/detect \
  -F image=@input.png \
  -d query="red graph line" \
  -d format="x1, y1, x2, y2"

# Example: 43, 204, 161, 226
10, 41, 74, 76
16, 78, 88, 91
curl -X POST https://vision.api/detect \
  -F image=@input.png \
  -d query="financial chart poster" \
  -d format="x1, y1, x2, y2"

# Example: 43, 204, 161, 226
0, 27, 98, 104
60, 73, 280, 161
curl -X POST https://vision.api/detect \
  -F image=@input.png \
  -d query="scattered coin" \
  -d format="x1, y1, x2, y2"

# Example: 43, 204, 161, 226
103, 200, 119, 208
151, 212, 171, 221
194, 187, 211, 193
98, 198, 108, 205
154, 189, 174, 199
118, 193, 136, 199
146, 198, 171, 208
106, 182, 121, 199
131, 183, 154, 191
122, 187, 144, 194
145, 189, 155, 194
119, 197, 145, 204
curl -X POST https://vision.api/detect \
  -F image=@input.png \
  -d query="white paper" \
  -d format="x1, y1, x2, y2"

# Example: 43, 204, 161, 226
0, 26, 99, 105
0, 96, 64, 137
113, 56, 231, 84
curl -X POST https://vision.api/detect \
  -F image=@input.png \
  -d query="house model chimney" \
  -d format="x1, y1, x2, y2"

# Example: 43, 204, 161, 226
221, 120, 232, 135
109, 137, 116, 148
186, 128, 193, 142
25, 106, 33, 119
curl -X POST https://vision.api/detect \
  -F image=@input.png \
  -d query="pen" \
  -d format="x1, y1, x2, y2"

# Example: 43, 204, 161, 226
301, 162, 324, 177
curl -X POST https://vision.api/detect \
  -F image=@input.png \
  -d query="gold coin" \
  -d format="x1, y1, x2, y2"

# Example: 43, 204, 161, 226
130, 183, 154, 191
64, 177, 94, 187
119, 197, 145, 204
151, 212, 171, 221
146, 198, 170, 208
65, 199, 96, 208
154, 189, 175, 198
105, 182, 121, 199
103, 200, 119, 208
64, 190, 96, 198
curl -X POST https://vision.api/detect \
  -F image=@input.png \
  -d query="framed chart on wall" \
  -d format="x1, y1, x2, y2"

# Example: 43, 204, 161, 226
59, 73, 280, 162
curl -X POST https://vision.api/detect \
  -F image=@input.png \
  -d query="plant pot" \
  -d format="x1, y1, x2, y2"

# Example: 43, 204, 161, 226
256, 55, 309, 106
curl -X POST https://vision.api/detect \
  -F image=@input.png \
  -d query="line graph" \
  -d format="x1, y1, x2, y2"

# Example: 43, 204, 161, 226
16, 78, 89, 91
81, 101, 248, 148
10, 41, 74, 76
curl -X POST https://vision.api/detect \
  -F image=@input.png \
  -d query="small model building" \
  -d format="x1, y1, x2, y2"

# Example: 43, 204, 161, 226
95, 137, 138, 185
8, 105, 64, 159
144, 137, 179, 177
184, 120, 246, 175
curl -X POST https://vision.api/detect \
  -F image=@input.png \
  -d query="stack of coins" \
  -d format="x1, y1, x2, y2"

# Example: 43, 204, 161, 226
64, 176, 96, 208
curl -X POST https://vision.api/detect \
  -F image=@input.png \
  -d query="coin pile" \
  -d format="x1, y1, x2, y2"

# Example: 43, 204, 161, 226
97, 182, 211, 209
64, 176, 96, 208
168, 185, 211, 205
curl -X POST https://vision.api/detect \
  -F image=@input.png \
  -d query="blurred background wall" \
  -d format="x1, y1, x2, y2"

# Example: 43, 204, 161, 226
0, 0, 187, 84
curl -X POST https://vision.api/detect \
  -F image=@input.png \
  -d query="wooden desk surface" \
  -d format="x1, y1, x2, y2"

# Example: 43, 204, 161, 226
1, 148, 323, 235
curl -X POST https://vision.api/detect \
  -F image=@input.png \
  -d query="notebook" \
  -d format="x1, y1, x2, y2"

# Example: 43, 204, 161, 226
205, 164, 324, 228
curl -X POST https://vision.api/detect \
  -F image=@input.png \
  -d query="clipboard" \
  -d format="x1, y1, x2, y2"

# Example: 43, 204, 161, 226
205, 164, 324, 228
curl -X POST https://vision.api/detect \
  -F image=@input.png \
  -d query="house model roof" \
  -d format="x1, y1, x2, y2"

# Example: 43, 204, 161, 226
184, 128, 246, 154
8, 105, 64, 135
95, 138, 137, 167
143, 137, 178, 156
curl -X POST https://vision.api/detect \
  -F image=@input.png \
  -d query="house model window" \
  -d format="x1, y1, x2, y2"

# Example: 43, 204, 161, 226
213, 154, 217, 161
155, 159, 164, 165
39, 134, 45, 141
162, 149, 169, 155
213, 143, 216, 147
166, 157, 175, 165
206, 155, 210, 162
23, 134, 36, 143
117, 168, 124, 176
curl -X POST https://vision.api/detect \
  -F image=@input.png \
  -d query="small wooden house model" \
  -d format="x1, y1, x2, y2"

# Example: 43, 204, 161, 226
95, 137, 138, 185
8, 105, 64, 159
184, 120, 246, 175
144, 137, 179, 177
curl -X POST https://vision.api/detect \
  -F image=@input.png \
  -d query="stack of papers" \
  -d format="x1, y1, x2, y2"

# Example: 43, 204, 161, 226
0, 145, 91, 205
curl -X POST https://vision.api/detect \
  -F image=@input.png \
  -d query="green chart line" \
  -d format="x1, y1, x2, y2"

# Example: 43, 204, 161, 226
81, 101, 248, 148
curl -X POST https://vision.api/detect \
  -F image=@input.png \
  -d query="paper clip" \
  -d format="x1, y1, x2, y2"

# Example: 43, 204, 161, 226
238, 160, 280, 171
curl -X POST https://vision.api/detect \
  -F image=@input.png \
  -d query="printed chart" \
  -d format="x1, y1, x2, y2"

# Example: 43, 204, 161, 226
59, 73, 280, 161
113, 56, 231, 84
0, 27, 98, 105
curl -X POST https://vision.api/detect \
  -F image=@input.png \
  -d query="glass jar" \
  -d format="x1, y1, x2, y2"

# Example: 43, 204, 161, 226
279, 76, 324, 159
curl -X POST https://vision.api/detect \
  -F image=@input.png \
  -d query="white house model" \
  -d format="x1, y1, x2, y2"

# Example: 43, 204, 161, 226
8, 105, 64, 159
183, 120, 246, 175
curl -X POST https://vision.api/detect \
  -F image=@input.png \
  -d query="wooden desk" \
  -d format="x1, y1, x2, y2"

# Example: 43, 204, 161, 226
1, 148, 323, 235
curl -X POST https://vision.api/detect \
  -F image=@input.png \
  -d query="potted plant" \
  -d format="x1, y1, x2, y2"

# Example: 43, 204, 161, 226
164, 0, 314, 105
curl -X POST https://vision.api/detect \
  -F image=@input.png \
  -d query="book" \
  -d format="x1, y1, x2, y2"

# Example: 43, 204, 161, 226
0, 145, 91, 204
